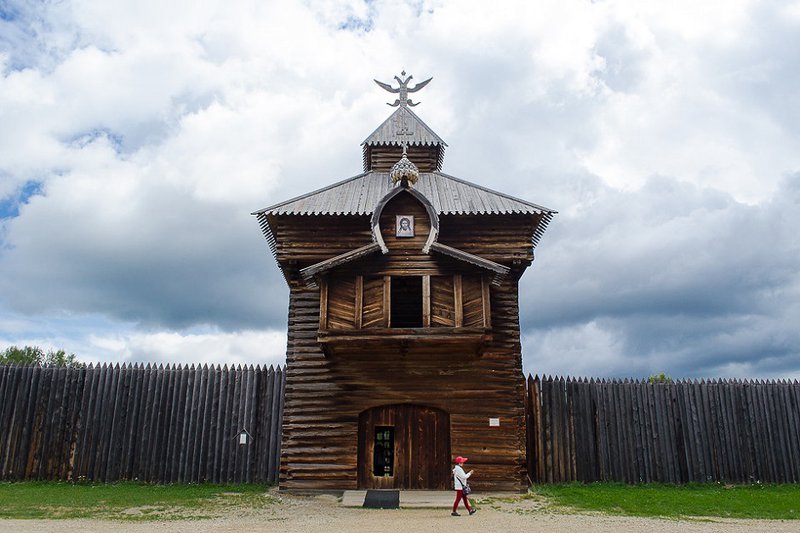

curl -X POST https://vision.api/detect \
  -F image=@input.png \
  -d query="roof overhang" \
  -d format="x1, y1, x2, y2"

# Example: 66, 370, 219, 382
428, 242, 510, 286
299, 243, 382, 287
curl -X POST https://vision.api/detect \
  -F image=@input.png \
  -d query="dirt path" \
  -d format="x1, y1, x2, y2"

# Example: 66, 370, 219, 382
2, 491, 797, 532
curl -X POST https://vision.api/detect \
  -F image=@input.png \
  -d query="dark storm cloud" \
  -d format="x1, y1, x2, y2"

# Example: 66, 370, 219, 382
0, 187, 288, 331
520, 173, 800, 379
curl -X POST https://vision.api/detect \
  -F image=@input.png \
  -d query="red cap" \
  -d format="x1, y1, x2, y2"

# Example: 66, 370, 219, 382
455, 456, 468, 464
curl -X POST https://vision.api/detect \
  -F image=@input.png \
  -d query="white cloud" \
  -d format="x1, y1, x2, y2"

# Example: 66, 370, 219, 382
522, 320, 627, 378
85, 328, 287, 367
1, 0, 798, 378
0, 323, 287, 368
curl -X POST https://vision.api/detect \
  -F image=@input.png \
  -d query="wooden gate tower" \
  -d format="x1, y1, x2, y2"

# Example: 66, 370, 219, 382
253, 73, 555, 491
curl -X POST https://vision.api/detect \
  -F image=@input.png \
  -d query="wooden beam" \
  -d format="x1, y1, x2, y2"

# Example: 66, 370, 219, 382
355, 275, 363, 329
317, 328, 491, 344
319, 279, 328, 330
454, 274, 463, 327
482, 276, 491, 329
422, 275, 431, 328
383, 276, 391, 328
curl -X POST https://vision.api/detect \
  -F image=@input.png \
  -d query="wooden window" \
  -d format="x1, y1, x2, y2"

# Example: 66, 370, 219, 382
322, 274, 490, 331
361, 276, 386, 328
373, 426, 394, 477
390, 277, 423, 328
327, 276, 356, 329
430, 276, 456, 327
462, 275, 484, 328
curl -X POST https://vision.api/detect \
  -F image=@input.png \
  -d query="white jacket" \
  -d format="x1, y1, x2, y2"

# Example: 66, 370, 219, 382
453, 464, 472, 490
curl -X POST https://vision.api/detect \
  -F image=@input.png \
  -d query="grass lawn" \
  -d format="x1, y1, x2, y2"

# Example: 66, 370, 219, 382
0, 481, 276, 521
2, 481, 799, 521
531, 482, 800, 520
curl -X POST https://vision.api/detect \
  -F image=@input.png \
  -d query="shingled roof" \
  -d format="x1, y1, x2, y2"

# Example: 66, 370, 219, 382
254, 171, 554, 217
253, 169, 556, 254
362, 106, 447, 148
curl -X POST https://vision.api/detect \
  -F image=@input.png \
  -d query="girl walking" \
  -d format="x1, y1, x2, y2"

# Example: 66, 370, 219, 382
452, 456, 476, 516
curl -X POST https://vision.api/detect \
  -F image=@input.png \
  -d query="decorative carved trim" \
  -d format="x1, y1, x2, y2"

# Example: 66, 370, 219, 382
370, 186, 440, 254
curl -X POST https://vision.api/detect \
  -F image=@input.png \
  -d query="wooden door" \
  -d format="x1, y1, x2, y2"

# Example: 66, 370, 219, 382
357, 404, 451, 489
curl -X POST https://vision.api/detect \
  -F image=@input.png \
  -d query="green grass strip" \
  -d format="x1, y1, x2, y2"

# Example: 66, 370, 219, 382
531, 482, 800, 520
0, 481, 275, 521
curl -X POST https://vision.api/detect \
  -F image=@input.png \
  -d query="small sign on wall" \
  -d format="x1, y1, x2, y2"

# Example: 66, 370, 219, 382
489, 418, 500, 427
236, 428, 252, 445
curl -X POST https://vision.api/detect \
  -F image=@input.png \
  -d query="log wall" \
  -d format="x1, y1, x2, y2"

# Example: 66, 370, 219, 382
366, 145, 441, 172
269, 214, 373, 268
277, 188, 530, 491
438, 213, 540, 264
268, 211, 539, 281
281, 278, 528, 491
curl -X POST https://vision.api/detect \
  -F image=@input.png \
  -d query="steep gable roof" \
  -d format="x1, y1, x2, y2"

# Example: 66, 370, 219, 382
253, 171, 554, 218
362, 105, 447, 148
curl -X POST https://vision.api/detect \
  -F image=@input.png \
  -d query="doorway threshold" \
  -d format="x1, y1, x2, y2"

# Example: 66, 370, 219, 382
341, 490, 458, 508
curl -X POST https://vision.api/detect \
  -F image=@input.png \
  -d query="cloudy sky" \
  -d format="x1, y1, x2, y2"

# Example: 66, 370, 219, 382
1, 0, 798, 379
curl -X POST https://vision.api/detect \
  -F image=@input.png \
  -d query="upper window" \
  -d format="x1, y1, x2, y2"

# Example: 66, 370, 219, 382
390, 276, 422, 328
321, 274, 489, 331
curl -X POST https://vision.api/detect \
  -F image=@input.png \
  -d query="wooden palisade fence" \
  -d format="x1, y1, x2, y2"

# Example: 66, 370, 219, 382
526, 375, 800, 484
0, 363, 285, 483
4, 365, 800, 486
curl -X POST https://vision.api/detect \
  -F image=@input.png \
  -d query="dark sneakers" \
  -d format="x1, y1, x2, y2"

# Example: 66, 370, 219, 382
451, 512, 460, 516
469, 509, 477, 515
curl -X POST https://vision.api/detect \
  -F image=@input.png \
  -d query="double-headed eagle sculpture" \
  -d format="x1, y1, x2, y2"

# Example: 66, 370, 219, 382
374, 70, 432, 107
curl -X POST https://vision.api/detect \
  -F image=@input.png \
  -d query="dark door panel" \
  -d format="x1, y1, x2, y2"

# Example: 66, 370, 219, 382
358, 404, 450, 489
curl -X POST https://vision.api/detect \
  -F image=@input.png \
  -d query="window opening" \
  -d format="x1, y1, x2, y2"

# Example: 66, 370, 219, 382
390, 276, 422, 327
373, 426, 394, 476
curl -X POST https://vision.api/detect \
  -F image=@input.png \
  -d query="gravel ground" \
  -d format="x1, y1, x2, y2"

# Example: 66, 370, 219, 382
2, 490, 798, 532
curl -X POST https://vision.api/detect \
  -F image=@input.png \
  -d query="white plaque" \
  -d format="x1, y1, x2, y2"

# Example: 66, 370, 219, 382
239, 432, 248, 445
489, 418, 500, 427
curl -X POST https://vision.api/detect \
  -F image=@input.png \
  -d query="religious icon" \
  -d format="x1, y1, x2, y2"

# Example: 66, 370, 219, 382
396, 215, 415, 237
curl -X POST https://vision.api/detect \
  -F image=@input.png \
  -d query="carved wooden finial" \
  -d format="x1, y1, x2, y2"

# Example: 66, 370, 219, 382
374, 71, 432, 107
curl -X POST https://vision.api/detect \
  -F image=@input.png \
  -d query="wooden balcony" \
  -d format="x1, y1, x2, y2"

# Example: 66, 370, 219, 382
317, 327, 492, 356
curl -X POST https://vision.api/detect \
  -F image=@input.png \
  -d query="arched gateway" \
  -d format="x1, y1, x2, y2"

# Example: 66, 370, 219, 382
253, 73, 556, 492
358, 404, 451, 490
